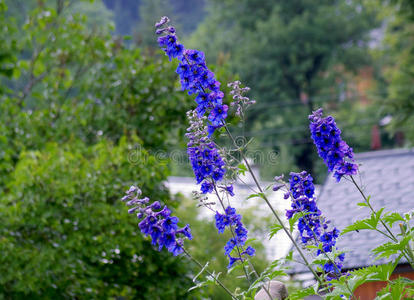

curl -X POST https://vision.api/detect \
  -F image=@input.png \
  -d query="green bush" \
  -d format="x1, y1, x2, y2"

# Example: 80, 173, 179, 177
0, 137, 198, 299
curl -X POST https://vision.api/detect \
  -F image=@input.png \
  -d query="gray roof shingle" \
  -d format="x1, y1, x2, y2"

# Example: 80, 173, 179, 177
289, 148, 414, 274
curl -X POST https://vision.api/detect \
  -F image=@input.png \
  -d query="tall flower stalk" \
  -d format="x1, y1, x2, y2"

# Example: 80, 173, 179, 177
308, 108, 358, 182
155, 17, 267, 294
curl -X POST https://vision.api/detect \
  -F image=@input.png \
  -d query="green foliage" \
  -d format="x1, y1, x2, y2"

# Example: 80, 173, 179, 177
0, 1, 201, 298
372, 236, 411, 260
342, 206, 414, 265
381, 2, 414, 143
135, 0, 174, 48
342, 207, 384, 234
0, 0, 16, 85
269, 223, 284, 239
375, 277, 414, 300
244, 257, 289, 298
288, 285, 318, 300
325, 262, 398, 299
0, 0, 194, 188
0, 138, 198, 298
190, 0, 379, 178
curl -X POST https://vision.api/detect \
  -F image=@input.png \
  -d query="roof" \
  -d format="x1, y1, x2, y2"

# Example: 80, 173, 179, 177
289, 147, 414, 274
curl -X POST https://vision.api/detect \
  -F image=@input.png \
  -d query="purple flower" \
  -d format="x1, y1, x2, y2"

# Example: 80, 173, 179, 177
185, 111, 228, 194
121, 186, 192, 256
227, 256, 241, 269
309, 108, 358, 181
208, 104, 228, 126
170, 239, 184, 256
155, 16, 169, 28
225, 185, 235, 196
200, 181, 213, 194
155, 17, 230, 135
162, 216, 179, 232
177, 224, 193, 240
241, 246, 256, 256
287, 172, 344, 277
224, 238, 237, 255
214, 206, 255, 268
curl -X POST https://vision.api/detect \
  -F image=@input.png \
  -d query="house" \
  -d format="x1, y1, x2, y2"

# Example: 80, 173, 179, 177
289, 148, 414, 299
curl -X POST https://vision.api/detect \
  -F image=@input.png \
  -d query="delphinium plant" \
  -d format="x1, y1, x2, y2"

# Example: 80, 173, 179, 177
120, 16, 414, 299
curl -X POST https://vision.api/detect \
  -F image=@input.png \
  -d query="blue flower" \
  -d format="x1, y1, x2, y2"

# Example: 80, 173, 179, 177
155, 18, 256, 269
176, 62, 191, 77
122, 186, 192, 256
157, 34, 176, 48
225, 185, 235, 196
208, 104, 228, 126
227, 256, 241, 269
186, 112, 228, 194
170, 239, 184, 256
186, 49, 205, 64
162, 216, 179, 232
287, 172, 345, 277
215, 212, 227, 234
214, 206, 255, 268
177, 224, 193, 240
155, 18, 229, 136
242, 246, 256, 256
150, 225, 162, 245
224, 238, 237, 255
159, 232, 176, 250
309, 108, 358, 181
200, 181, 213, 194
212, 168, 225, 181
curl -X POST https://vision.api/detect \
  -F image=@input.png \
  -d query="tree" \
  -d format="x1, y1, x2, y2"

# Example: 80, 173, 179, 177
0, 1, 202, 298
135, 0, 174, 48
190, 0, 378, 178
378, 0, 414, 143
0, 138, 199, 299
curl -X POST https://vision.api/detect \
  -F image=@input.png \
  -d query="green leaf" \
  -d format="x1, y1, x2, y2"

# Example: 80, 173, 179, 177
269, 223, 284, 239
288, 213, 302, 233
372, 235, 411, 260
247, 193, 260, 200
382, 212, 405, 228
342, 209, 384, 234
288, 286, 318, 300
375, 277, 414, 300
351, 262, 396, 283
285, 250, 293, 261
238, 163, 247, 175
247, 192, 265, 201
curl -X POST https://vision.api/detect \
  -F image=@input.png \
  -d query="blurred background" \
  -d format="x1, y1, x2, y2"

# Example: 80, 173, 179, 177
0, 0, 413, 299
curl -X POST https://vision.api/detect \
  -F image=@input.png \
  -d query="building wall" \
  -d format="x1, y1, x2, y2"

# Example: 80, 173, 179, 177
354, 271, 414, 299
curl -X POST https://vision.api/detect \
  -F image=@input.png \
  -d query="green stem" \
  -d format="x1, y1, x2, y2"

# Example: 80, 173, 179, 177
350, 175, 414, 269
182, 247, 238, 300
